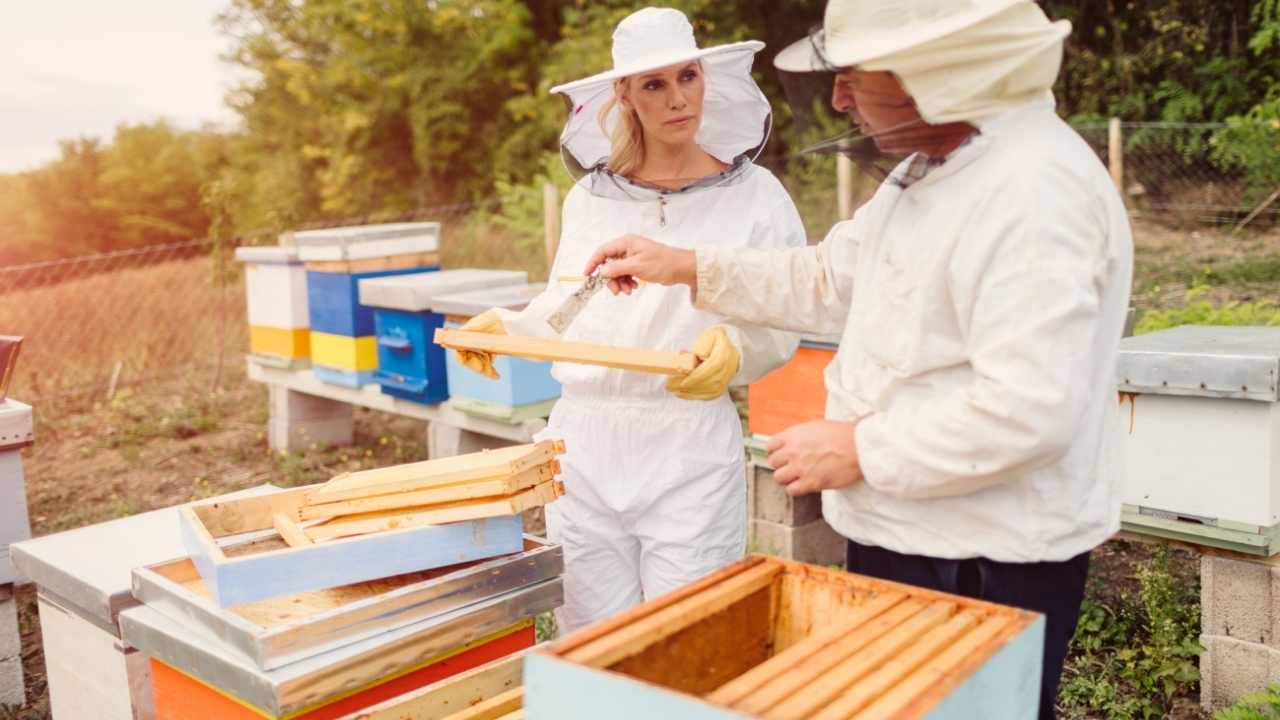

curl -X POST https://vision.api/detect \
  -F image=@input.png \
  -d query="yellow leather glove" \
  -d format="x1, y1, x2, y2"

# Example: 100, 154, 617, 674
667, 326, 740, 401
454, 309, 505, 380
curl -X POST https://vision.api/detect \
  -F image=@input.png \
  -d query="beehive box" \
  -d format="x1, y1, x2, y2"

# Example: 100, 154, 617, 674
134, 535, 561, 670
1117, 325, 1280, 554
524, 556, 1043, 720
334, 651, 527, 720
235, 246, 312, 368
358, 269, 528, 404
299, 223, 441, 388
748, 337, 837, 437
433, 283, 561, 421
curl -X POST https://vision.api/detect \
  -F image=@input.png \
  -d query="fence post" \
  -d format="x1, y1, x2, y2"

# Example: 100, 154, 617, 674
837, 153, 855, 221
542, 182, 560, 273
1108, 117, 1124, 196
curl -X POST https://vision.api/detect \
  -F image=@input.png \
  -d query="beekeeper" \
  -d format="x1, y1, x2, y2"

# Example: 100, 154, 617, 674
584, 2, 1133, 717
452, 7, 803, 634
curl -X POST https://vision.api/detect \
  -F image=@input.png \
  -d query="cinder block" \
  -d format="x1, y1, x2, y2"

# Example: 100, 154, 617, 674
749, 517, 846, 568
1201, 555, 1275, 646
268, 385, 353, 422
427, 424, 512, 458
1201, 634, 1280, 710
268, 415, 353, 453
0, 594, 21, 708
747, 462, 822, 527
0, 594, 17, 661
0, 655, 22, 708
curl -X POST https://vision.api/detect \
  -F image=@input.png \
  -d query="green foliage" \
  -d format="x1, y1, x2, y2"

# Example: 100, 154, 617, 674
1218, 683, 1280, 720
1137, 284, 1280, 334
1059, 547, 1202, 720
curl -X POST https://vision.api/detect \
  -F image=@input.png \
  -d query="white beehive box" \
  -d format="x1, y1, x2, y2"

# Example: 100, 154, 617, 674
234, 246, 311, 368
1118, 325, 1280, 554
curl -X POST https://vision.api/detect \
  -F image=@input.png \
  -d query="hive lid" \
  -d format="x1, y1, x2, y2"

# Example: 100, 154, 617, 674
430, 282, 550, 317
1117, 325, 1280, 401
233, 246, 302, 265
290, 221, 441, 246
8, 485, 282, 634
357, 269, 528, 311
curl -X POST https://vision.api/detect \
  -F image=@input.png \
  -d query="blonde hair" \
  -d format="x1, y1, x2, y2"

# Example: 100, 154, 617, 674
600, 78, 645, 176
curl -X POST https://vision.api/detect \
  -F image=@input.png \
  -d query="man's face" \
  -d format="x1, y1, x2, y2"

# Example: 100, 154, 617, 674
831, 69, 925, 155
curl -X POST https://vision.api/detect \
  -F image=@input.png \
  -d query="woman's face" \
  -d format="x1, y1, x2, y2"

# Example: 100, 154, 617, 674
620, 61, 705, 147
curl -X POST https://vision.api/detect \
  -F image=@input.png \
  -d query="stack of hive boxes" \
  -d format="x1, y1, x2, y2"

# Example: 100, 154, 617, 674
235, 246, 312, 368
433, 282, 562, 423
745, 334, 844, 567
118, 442, 568, 719
358, 269, 530, 404
296, 222, 442, 388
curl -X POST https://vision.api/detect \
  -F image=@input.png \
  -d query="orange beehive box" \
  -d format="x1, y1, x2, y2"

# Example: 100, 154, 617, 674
748, 341, 836, 437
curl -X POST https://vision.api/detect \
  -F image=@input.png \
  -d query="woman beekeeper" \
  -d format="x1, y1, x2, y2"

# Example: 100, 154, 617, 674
451, 7, 804, 633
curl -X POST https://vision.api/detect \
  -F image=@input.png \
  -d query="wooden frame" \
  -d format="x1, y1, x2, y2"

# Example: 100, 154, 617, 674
304, 481, 564, 542
333, 651, 530, 720
132, 537, 562, 671
434, 329, 697, 376
308, 441, 564, 504
523, 556, 1045, 720
178, 502, 523, 608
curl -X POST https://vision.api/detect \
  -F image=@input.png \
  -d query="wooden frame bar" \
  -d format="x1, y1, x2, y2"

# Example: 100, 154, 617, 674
178, 504, 524, 608
524, 556, 1045, 720
433, 329, 698, 376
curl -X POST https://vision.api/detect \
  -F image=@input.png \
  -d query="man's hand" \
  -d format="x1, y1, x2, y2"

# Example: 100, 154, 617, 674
583, 234, 697, 296
767, 420, 865, 496
454, 309, 505, 379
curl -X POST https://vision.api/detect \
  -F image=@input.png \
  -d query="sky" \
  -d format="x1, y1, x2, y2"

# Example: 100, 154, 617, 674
0, 1, 242, 173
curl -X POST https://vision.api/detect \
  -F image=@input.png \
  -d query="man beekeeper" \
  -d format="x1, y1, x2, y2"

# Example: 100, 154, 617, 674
584, 2, 1133, 717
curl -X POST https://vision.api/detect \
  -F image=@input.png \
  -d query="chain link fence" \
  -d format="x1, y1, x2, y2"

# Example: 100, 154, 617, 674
3, 121, 1277, 406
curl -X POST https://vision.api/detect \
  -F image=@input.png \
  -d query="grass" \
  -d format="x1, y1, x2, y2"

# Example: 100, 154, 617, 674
0, 253, 247, 406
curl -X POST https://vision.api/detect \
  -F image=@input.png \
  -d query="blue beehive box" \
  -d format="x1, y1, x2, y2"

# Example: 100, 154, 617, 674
297, 224, 442, 388
432, 283, 562, 416
358, 269, 529, 404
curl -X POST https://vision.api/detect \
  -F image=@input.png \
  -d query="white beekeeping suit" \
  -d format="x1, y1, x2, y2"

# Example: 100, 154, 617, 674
692, 0, 1134, 563
487, 9, 804, 633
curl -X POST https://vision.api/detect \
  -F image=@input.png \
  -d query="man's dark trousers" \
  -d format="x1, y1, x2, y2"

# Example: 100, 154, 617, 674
845, 540, 1091, 720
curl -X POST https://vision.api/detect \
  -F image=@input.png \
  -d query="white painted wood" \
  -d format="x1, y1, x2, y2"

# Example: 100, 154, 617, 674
0, 400, 33, 449
1120, 393, 1280, 527
297, 234, 440, 262
0, 452, 32, 584
245, 262, 310, 328
358, 269, 527, 313
38, 593, 135, 720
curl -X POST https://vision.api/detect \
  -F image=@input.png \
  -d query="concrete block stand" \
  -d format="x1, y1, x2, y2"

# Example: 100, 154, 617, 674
1201, 554, 1280, 710
746, 459, 846, 568
0, 585, 20, 708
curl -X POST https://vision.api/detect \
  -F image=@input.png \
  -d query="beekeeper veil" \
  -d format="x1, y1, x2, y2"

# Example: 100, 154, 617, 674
549, 7, 772, 203
774, 0, 1070, 171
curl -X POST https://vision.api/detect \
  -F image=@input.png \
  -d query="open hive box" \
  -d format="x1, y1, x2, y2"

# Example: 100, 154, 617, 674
524, 556, 1044, 720
133, 534, 561, 670
179, 442, 565, 607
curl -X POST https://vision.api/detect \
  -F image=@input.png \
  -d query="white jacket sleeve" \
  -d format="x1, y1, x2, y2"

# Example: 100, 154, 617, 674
856, 167, 1112, 499
694, 214, 861, 337
720, 195, 808, 386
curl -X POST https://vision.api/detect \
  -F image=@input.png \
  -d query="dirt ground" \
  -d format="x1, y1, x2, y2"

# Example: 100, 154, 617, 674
2, 217, 1275, 718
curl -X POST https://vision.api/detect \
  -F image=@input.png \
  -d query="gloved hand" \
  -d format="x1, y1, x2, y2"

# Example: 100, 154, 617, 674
454, 309, 506, 380
667, 326, 740, 401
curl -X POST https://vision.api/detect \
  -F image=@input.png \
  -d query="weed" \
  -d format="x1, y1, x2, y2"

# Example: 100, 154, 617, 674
1217, 683, 1280, 719
1059, 546, 1202, 719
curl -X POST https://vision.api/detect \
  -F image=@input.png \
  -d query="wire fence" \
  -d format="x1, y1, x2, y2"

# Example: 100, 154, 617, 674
2, 121, 1277, 407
